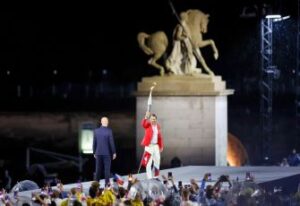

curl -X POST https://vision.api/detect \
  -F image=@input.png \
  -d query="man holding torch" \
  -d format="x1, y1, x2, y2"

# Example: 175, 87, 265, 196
140, 82, 164, 179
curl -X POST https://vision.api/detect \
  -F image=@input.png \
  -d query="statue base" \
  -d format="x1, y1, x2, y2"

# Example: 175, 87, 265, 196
135, 75, 234, 166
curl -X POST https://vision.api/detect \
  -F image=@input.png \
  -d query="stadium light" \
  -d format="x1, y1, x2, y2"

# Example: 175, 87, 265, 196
265, 14, 281, 19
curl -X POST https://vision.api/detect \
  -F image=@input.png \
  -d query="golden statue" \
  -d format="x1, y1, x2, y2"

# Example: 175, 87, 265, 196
137, 31, 169, 76
137, 9, 219, 76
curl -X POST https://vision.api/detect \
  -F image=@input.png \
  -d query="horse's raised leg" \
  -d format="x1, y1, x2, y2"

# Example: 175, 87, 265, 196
194, 48, 214, 76
148, 57, 165, 76
198, 39, 219, 60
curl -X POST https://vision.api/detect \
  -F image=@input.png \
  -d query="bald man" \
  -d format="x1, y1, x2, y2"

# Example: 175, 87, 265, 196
93, 117, 117, 185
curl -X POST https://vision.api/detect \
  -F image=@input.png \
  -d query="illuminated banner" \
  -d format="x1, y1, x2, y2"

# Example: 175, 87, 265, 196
79, 122, 96, 154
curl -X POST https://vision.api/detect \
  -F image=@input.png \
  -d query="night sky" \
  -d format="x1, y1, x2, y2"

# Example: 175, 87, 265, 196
0, 0, 297, 85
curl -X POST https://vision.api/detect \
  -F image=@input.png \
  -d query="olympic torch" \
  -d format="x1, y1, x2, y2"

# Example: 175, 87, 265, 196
147, 82, 157, 112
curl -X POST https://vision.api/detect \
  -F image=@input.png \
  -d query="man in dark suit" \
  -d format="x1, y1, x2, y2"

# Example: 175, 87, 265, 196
93, 116, 117, 185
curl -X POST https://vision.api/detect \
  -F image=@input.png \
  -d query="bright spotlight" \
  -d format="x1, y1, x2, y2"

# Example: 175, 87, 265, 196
282, 15, 290, 20
273, 15, 291, 22
265, 14, 281, 19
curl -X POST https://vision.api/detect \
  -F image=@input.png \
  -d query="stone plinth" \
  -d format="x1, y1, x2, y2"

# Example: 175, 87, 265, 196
135, 75, 234, 166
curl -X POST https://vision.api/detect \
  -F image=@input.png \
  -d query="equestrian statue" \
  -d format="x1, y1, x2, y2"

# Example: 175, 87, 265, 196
137, 9, 219, 76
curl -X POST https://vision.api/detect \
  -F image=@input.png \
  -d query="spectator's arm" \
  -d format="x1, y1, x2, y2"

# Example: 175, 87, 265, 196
35, 194, 47, 206
197, 178, 206, 202
4, 200, 13, 206
127, 180, 133, 191
227, 178, 232, 188
170, 177, 178, 193
212, 179, 222, 194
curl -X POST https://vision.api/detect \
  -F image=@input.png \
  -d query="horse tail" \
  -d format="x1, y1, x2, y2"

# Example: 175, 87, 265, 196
137, 32, 154, 55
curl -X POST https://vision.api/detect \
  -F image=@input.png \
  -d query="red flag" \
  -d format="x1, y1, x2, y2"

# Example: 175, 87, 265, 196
154, 167, 159, 177
113, 174, 124, 185
141, 151, 151, 167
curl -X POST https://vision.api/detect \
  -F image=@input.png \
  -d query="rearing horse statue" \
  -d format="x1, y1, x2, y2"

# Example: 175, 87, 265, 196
137, 9, 219, 76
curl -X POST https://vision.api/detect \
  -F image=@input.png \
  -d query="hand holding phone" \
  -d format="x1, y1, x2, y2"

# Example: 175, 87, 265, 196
128, 174, 133, 182
168, 172, 172, 180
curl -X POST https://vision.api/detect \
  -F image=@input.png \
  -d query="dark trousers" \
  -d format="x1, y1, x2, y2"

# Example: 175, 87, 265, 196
95, 155, 111, 185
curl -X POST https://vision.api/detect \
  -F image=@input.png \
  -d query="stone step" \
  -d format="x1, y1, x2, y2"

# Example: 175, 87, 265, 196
142, 75, 223, 83
138, 81, 226, 92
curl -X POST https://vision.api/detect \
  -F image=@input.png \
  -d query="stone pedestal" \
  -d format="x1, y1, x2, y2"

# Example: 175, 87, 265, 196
135, 75, 234, 166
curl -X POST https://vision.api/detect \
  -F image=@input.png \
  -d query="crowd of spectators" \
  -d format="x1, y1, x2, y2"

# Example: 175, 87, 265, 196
1, 171, 300, 206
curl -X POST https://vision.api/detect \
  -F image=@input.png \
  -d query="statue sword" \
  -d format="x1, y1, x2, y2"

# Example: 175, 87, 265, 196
168, 0, 215, 75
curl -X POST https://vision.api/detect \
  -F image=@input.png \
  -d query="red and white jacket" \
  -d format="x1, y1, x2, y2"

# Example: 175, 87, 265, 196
140, 118, 164, 150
